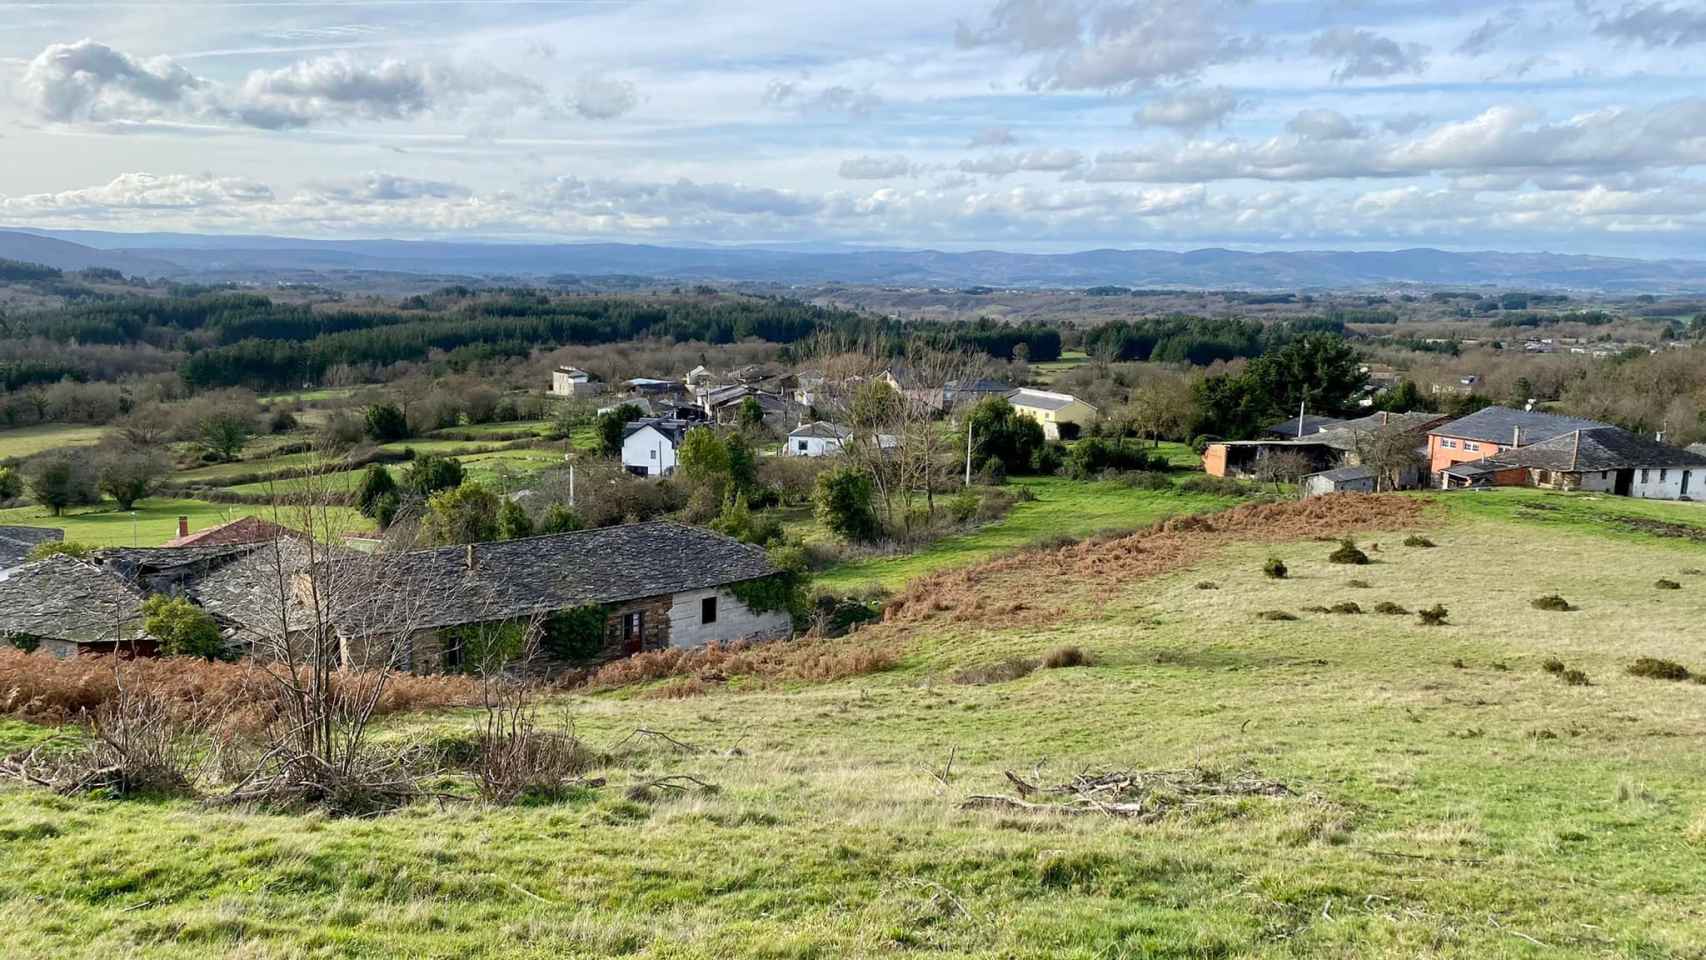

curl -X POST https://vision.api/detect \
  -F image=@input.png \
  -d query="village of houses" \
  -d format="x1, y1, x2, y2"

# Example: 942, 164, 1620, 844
4, 356, 1705, 674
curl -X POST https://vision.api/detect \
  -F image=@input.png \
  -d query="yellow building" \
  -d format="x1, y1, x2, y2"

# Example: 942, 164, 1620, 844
1007, 388, 1097, 440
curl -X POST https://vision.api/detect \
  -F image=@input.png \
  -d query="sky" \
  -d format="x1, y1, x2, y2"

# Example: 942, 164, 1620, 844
1, 0, 1705, 255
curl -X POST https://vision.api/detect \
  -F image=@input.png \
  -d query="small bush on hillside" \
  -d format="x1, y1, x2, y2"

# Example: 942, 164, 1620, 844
1682, 567, 1703, 576
1263, 557, 1288, 579
1329, 601, 1363, 615
1195, 580, 1218, 590
1531, 594, 1575, 612
951, 657, 1038, 685
1301, 605, 1331, 613
1403, 535, 1436, 548
1655, 578, 1682, 590
1347, 579, 1371, 589
1417, 604, 1449, 626
1542, 657, 1566, 675
27, 540, 96, 561
1256, 610, 1298, 621
1628, 658, 1691, 681
1042, 646, 1090, 669
1114, 470, 1175, 491
1561, 668, 1590, 686
1373, 601, 1409, 615
1328, 540, 1370, 565
1175, 475, 1246, 496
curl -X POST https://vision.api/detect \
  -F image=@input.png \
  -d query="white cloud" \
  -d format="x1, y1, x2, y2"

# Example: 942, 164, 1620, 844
570, 74, 639, 120
1133, 86, 1247, 132
838, 155, 919, 179
1310, 27, 1429, 83
1286, 108, 1363, 141
761, 79, 881, 117
17, 39, 542, 130
968, 126, 1018, 147
0, 172, 273, 214
956, 0, 1262, 92
958, 149, 1086, 176
20, 39, 207, 123
1593, 2, 1706, 48
1456, 9, 1523, 57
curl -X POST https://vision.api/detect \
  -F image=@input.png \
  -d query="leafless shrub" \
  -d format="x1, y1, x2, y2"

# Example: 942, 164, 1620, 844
3, 682, 207, 799
475, 681, 602, 805
1042, 646, 1090, 669
1531, 594, 1575, 612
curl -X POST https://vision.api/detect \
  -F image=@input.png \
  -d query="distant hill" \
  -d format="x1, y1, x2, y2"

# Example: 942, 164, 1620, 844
4, 228, 1704, 292
0, 231, 181, 278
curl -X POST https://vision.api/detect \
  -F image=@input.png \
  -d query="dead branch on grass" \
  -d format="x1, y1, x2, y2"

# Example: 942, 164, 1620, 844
961, 767, 1293, 821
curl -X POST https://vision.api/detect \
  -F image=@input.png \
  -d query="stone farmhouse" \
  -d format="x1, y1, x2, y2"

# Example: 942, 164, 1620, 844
0, 522, 792, 672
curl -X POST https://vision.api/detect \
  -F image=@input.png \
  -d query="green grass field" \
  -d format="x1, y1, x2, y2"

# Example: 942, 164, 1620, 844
0, 497, 370, 547
1030, 349, 1089, 385
5, 492, 1706, 956
812, 468, 1230, 591
0, 423, 109, 460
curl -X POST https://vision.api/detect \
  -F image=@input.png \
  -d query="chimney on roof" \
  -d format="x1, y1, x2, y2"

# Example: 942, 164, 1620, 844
177, 516, 189, 538
1571, 430, 1581, 471
1513, 426, 1521, 449
465, 543, 477, 573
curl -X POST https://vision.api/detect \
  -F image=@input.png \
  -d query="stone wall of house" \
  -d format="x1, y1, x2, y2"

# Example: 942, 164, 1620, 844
601, 595, 673, 658
666, 587, 792, 649
340, 629, 445, 673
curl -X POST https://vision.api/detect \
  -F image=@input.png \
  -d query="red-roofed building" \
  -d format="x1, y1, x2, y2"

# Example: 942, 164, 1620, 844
163, 515, 303, 548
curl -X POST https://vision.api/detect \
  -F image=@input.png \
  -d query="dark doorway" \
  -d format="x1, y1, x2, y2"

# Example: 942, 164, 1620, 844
1615, 469, 1633, 496
622, 611, 644, 654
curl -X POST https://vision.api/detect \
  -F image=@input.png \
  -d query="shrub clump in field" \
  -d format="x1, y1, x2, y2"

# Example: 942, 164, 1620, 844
1301, 605, 1331, 614
1628, 658, 1691, 682
1195, 580, 1218, 590
1561, 669, 1590, 686
1417, 604, 1449, 626
1542, 657, 1566, 675
1256, 610, 1298, 621
951, 657, 1038, 685
1042, 646, 1091, 669
1373, 601, 1408, 615
1655, 578, 1682, 590
1531, 594, 1575, 612
1403, 535, 1436, 548
1347, 579, 1371, 589
1328, 540, 1370, 565
1328, 601, 1362, 614
1263, 557, 1288, 579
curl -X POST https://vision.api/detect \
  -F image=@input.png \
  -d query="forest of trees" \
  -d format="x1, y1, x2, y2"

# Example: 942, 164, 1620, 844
2, 289, 1065, 391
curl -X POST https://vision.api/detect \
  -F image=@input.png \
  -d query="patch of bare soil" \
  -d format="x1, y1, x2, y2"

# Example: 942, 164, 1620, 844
961, 767, 1294, 821
885, 493, 1431, 627
1621, 517, 1706, 544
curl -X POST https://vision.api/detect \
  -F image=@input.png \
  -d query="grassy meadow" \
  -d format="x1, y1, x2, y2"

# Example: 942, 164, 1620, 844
5, 491, 1706, 956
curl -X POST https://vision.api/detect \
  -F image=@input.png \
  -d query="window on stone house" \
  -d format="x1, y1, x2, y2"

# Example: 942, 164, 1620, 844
623, 611, 643, 640
702, 596, 717, 624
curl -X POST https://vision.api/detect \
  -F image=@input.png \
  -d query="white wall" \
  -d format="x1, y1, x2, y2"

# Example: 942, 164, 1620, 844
667, 588, 792, 648
1630, 466, 1702, 500
621, 426, 677, 476
788, 435, 844, 457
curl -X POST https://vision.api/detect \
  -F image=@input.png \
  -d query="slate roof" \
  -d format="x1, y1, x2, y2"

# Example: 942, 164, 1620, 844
1482, 427, 1706, 473
0, 525, 63, 570
95, 543, 255, 582
1263, 415, 1345, 438
789, 421, 850, 440
1432, 406, 1609, 445
0, 555, 148, 644
1008, 389, 1090, 413
189, 538, 322, 643
328, 521, 779, 632
1308, 466, 1375, 483
164, 516, 302, 548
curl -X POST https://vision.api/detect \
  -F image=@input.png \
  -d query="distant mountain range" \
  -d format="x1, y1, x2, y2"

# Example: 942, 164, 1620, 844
4, 228, 1704, 293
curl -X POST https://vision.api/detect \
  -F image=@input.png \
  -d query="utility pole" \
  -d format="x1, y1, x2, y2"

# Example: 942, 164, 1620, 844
964, 418, 975, 487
